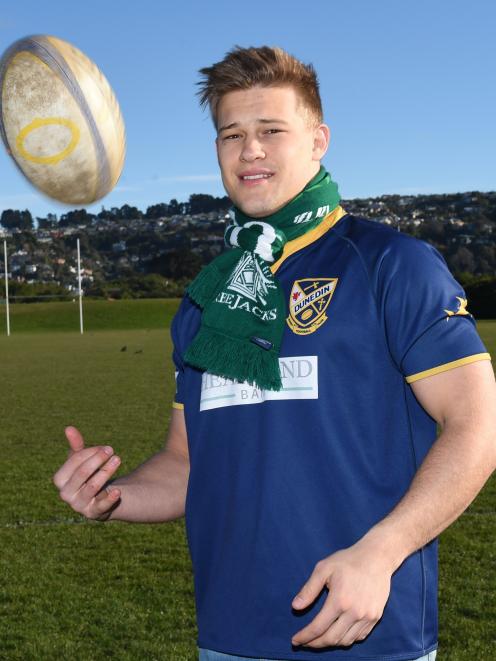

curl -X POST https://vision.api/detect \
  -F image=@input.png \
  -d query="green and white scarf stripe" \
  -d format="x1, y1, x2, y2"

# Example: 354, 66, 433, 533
224, 221, 285, 263
184, 166, 340, 391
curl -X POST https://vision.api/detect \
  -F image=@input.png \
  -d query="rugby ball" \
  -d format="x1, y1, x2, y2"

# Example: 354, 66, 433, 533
0, 34, 126, 204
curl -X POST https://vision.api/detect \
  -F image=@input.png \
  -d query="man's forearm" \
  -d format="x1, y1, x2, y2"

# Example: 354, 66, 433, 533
361, 422, 496, 572
105, 448, 189, 523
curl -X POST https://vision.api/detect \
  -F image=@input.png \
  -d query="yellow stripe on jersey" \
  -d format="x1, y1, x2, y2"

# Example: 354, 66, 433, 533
405, 352, 492, 383
271, 205, 347, 275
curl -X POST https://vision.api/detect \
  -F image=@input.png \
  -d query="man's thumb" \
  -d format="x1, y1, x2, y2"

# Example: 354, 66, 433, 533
65, 426, 85, 453
292, 569, 327, 609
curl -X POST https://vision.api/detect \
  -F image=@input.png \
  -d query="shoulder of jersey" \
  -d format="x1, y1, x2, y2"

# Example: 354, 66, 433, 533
332, 213, 434, 266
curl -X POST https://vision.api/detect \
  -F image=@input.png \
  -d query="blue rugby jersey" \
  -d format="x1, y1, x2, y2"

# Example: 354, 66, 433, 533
171, 207, 490, 661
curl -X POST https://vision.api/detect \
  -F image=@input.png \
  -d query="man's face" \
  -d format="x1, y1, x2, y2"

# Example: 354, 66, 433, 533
215, 86, 329, 218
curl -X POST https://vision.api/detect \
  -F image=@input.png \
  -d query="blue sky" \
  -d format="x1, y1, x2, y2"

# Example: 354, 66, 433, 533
0, 0, 494, 219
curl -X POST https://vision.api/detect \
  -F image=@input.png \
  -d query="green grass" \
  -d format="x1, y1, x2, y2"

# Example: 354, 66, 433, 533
0, 326, 197, 660
0, 298, 181, 333
0, 304, 494, 660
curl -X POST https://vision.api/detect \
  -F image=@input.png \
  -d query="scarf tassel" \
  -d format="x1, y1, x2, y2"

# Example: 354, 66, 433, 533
184, 325, 283, 392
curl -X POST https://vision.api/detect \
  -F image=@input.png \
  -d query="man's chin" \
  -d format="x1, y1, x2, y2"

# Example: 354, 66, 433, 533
234, 197, 283, 219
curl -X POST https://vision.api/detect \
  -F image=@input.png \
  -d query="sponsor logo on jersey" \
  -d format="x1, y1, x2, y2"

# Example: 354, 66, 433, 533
287, 278, 338, 335
200, 355, 318, 411
444, 296, 470, 320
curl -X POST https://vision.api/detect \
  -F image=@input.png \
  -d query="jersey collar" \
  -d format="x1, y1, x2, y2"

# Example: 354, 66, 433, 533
270, 205, 348, 274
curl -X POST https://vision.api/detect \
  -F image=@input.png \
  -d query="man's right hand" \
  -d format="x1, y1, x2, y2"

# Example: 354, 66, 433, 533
53, 426, 122, 520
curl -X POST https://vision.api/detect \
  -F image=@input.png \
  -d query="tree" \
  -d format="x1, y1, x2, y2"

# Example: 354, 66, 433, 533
97, 206, 113, 221
147, 248, 203, 279
20, 210, 33, 230
168, 199, 181, 215
449, 246, 476, 275
110, 207, 122, 221
119, 204, 142, 220
59, 209, 95, 227
145, 203, 169, 219
418, 219, 444, 242
465, 277, 496, 318
188, 193, 231, 214
188, 194, 215, 214
0, 209, 33, 230
37, 215, 58, 229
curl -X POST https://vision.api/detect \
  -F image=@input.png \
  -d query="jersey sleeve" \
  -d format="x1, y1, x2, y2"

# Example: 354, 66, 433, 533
377, 237, 490, 383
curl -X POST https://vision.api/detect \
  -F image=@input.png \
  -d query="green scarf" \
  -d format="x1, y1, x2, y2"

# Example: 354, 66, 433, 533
184, 166, 340, 391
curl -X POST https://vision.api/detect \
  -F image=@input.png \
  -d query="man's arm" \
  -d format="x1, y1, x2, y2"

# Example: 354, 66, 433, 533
291, 359, 496, 648
53, 408, 189, 523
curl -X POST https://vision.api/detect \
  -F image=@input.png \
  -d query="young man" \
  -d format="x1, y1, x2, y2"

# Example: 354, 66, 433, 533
54, 47, 496, 661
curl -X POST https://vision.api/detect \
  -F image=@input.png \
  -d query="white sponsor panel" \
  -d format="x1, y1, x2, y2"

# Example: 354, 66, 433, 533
200, 356, 318, 411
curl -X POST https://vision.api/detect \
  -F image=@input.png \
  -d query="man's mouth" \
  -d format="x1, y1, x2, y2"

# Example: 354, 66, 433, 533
238, 170, 274, 183
241, 173, 273, 180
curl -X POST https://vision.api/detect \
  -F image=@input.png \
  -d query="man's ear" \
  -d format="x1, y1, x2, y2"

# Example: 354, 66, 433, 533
312, 123, 330, 161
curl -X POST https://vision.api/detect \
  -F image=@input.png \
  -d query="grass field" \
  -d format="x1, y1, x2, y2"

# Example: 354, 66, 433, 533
0, 298, 181, 333
0, 301, 494, 660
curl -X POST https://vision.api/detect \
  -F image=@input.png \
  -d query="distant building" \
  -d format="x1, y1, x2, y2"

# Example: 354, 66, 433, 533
112, 240, 127, 252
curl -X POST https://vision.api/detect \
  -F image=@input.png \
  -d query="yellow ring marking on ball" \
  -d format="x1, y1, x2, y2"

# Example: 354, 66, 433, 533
15, 117, 80, 164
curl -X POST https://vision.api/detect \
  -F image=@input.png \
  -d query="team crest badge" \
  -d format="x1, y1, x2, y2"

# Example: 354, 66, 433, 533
287, 278, 338, 335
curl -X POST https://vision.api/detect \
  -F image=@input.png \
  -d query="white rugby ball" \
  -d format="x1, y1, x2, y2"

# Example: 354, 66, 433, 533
0, 34, 126, 204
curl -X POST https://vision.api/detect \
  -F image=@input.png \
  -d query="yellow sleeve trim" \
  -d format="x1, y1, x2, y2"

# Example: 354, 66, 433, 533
172, 401, 184, 410
405, 353, 492, 383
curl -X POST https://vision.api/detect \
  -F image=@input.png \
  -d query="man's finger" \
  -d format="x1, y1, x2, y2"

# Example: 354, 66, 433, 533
292, 562, 329, 611
337, 620, 370, 647
65, 426, 85, 454
60, 446, 115, 497
89, 486, 122, 521
80, 455, 122, 502
60, 453, 121, 515
292, 589, 341, 646
53, 445, 112, 490
355, 622, 375, 642
316, 616, 366, 648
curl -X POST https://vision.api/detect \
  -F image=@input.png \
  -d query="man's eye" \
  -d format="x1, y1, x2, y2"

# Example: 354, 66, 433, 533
223, 134, 240, 140
265, 129, 282, 134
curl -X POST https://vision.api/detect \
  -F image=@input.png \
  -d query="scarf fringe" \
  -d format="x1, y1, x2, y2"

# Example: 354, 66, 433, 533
184, 326, 283, 392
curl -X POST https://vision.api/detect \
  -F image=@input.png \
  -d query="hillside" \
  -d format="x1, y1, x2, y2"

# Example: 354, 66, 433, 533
1, 191, 495, 311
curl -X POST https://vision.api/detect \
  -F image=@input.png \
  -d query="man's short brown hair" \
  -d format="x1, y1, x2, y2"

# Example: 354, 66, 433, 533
197, 45, 323, 129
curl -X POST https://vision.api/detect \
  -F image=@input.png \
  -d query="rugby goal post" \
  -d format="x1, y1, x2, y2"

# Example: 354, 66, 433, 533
1, 237, 84, 335
3, 239, 10, 336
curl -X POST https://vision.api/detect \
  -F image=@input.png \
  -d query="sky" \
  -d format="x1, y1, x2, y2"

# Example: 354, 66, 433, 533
0, 0, 495, 219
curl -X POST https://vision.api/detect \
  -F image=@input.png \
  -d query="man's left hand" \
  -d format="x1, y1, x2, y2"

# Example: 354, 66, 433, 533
291, 540, 394, 648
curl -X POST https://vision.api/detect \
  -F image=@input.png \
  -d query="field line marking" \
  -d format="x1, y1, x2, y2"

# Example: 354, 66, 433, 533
0, 517, 88, 529
2, 511, 493, 530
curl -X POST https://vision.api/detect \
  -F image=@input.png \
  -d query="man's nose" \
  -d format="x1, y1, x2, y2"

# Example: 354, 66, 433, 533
240, 136, 265, 162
